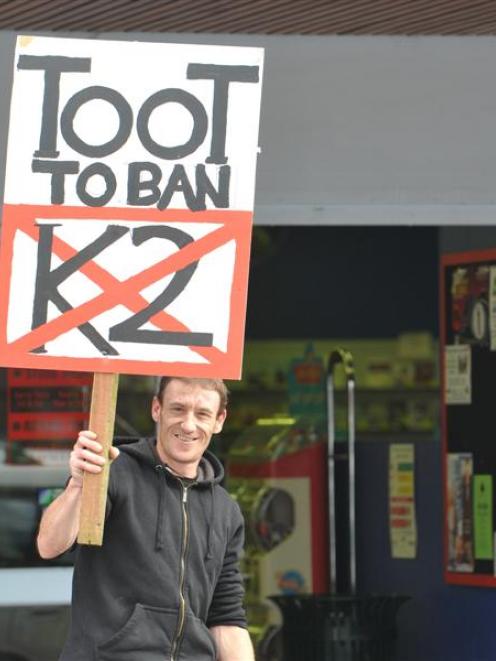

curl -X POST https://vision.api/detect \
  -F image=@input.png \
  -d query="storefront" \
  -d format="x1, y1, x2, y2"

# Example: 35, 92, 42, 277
1, 19, 496, 661
0, 224, 446, 660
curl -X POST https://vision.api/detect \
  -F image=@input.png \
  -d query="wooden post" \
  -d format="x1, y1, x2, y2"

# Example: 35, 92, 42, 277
77, 372, 119, 546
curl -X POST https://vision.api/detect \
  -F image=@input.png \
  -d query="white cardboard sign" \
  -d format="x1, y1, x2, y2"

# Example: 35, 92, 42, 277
0, 36, 264, 378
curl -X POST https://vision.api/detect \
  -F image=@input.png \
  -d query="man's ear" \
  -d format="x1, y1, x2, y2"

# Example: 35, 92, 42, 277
214, 408, 227, 434
151, 395, 161, 423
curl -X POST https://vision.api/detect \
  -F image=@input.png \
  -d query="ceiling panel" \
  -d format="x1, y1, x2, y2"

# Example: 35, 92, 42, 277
0, 0, 496, 35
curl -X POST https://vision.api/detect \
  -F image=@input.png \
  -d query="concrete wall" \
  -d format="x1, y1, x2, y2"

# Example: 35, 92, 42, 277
1, 32, 496, 224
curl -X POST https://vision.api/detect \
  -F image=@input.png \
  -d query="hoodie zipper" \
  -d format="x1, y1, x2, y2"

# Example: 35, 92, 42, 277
170, 482, 190, 661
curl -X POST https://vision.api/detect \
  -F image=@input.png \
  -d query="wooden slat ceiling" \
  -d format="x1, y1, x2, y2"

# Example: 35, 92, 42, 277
1, 0, 496, 35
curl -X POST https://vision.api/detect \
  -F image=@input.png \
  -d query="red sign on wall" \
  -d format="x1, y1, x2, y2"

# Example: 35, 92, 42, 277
7, 368, 91, 463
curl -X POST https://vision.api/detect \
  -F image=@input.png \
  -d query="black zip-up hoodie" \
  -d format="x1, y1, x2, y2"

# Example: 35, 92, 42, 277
59, 437, 247, 661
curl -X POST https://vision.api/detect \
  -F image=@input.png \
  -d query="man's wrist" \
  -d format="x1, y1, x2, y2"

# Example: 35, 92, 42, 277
67, 476, 83, 491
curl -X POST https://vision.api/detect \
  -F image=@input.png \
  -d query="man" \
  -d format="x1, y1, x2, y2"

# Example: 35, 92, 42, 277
37, 376, 255, 661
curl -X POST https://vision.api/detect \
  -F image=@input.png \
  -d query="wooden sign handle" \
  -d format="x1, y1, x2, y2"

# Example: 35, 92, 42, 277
77, 372, 119, 546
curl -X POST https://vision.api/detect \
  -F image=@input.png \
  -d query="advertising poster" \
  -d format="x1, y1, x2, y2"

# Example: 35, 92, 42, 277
445, 345, 472, 405
447, 453, 474, 572
288, 343, 326, 419
473, 475, 493, 561
451, 265, 490, 347
389, 443, 417, 559
0, 36, 264, 379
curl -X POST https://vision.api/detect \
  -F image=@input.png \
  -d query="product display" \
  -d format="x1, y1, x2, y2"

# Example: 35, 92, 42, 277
442, 249, 496, 587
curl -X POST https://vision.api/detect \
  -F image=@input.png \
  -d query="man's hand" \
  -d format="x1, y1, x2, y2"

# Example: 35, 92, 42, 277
70, 430, 120, 489
209, 626, 255, 661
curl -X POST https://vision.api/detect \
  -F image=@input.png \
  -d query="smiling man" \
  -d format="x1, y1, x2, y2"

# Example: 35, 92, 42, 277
37, 377, 255, 661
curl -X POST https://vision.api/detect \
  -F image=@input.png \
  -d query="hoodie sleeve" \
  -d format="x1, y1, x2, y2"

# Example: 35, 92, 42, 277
206, 504, 248, 629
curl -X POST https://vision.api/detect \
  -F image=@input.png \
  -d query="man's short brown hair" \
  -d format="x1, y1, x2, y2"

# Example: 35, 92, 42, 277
156, 377, 229, 412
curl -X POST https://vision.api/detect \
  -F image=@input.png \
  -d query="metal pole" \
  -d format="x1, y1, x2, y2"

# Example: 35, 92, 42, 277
327, 349, 356, 594
347, 377, 356, 594
326, 370, 337, 594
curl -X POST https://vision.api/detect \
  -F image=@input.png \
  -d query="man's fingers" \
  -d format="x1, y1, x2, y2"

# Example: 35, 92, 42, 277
71, 431, 119, 478
72, 457, 104, 474
80, 448, 106, 466
78, 430, 97, 441
77, 432, 102, 455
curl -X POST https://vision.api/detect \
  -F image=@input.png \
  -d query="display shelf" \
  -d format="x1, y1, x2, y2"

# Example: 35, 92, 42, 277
230, 386, 439, 395
355, 431, 439, 443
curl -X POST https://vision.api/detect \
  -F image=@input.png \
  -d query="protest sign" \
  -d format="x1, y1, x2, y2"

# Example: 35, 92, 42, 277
0, 35, 264, 379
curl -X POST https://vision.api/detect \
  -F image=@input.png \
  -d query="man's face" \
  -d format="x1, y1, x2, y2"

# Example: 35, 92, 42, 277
151, 379, 226, 478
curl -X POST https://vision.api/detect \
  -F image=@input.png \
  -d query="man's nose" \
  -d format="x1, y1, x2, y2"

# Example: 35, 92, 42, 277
181, 413, 196, 432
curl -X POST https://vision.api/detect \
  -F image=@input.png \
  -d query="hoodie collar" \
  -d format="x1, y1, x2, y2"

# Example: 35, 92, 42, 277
119, 436, 224, 486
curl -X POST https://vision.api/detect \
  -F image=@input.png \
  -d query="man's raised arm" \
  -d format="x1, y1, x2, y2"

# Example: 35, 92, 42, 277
37, 430, 118, 558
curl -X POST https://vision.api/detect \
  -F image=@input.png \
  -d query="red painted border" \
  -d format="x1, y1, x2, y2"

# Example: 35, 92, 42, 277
444, 571, 496, 588
441, 247, 496, 588
439, 255, 449, 584
442, 248, 496, 267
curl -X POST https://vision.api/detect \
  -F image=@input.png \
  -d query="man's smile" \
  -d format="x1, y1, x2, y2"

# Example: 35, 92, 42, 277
174, 432, 198, 443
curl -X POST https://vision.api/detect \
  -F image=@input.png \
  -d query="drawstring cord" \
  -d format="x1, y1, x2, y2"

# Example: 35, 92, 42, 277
155, 465, 166, 551
205, 483, 215, 563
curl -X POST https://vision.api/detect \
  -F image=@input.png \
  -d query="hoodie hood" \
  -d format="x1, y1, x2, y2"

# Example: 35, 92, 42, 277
119, 436, 225, 485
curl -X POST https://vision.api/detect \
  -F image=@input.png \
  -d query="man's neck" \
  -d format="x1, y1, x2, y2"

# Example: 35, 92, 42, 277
154, 442, 198, 478
165, 464, 198, 480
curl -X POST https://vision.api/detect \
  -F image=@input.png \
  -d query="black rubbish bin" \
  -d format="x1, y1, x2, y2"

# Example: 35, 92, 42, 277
268, 594, 410, 661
